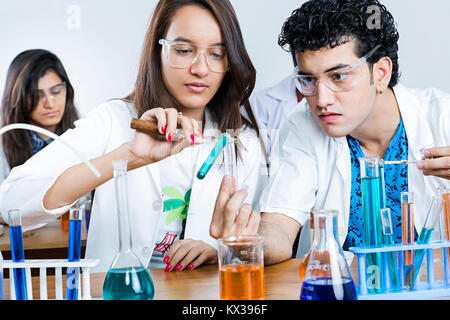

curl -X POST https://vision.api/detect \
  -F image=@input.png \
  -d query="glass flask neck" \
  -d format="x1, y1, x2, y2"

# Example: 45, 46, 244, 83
312, 211, 340, 250
113, 160, 133, 253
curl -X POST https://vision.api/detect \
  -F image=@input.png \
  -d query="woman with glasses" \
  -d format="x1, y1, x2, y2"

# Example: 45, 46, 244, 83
0, 0, 267, 273
0, 49, 79, 183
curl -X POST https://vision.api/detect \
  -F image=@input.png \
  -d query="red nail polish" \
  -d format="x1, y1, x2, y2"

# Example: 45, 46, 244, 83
175, 264, 183, 272
161, 125, 166, 134
190, 134, 195, 144
197, 129, 203, 136
165, 264, 172, 272
163, 255, 170, 263
187, 263, 195, 270
168, 132, 174, 142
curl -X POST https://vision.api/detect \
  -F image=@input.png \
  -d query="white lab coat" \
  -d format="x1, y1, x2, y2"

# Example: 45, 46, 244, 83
250, 76, 305, 156
260, 84, 450, 256
0, 100, 267, 272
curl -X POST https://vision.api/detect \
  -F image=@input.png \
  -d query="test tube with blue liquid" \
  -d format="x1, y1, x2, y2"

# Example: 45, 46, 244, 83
359, 157, 385, 293
377, 162, 400, 292
405, 196, 445, 288
197, 133, 234, 180
8, 209, 27, 300
66, 206, 83, 300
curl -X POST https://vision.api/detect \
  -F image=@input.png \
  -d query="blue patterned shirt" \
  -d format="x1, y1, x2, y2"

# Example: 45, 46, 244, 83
29, 131, 54, 155
343, 119, 415, 250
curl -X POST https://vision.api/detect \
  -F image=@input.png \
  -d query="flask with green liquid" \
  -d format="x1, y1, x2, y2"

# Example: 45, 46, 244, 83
102, 160, 155, 300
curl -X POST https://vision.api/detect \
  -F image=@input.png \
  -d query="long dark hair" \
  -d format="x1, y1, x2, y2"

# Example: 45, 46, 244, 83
126, 0, 265, 159
1, 49, 80, 168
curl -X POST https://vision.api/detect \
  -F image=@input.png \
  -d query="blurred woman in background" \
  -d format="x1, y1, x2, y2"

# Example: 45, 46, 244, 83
0, 49, 80, 182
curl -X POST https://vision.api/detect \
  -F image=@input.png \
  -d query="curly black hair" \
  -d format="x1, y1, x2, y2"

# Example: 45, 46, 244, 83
279, 0, 400, 88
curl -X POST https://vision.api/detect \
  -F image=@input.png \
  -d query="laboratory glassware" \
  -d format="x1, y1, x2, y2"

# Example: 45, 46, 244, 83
66, 206, 83, 300
102, 160, 155, 300
300, 210, 357, 300
218, 235, 264, 300
405, 196, 445, 288
299, 211, 314, 282
359, 157, 385, 293
8, 209, 27, 300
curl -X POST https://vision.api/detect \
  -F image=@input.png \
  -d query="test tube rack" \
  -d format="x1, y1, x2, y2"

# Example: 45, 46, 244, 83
349, 241, 450, 299
0, 258, 99, 300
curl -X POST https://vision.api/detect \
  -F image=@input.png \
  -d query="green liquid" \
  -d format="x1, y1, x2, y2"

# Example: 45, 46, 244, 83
362, 177, 385, 293
405, 227, 434, 288
102, 267, 155, 300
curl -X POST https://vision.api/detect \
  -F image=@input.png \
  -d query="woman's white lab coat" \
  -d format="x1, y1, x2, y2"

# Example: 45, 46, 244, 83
260, 84, 450, 256
0, 100, 267, 272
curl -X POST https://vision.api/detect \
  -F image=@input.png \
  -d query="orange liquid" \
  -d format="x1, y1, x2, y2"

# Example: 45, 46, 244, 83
442, 193, 450, 267
401, 202, 414, 265
219, 264, 264, 300
298, 251, 311, 282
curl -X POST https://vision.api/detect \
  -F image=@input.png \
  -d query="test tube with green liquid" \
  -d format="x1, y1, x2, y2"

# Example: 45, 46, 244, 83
378, 163, 400, 292
360, 157, 385, 293
405, 196, 445, 288
197, 133, 232, 180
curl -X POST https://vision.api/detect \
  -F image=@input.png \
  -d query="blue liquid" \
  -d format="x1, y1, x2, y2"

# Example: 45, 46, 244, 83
361, 177, 385, 293
197, 135, 229, 179
66, 219, 82, 300
383, 234, 401, 292
9, 225, 27, 300
102, 267, 155, 300
405, 227, 434, 288
85, 209, 91, 232
300, 277, 357, 300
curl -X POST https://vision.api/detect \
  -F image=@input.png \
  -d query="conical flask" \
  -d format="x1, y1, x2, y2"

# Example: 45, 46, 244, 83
102, 160, 155, 300
298, 211, 314, 282
300, 210, 357, 300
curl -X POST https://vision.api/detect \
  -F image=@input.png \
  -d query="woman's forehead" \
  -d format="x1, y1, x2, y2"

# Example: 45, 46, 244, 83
165, 4, 223, 47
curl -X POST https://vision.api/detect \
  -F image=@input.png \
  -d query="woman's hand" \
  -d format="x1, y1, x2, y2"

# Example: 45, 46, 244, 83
163, 239, 218, 272
129, 108, 203, 166
418, 146, 450, 180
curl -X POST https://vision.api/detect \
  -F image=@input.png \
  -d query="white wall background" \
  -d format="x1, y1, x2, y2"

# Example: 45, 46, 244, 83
0, 0, 449, 117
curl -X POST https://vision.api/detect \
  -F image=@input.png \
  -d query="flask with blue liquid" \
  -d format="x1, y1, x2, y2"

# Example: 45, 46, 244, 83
102, 160, 154, 300
300, 209, 357, 300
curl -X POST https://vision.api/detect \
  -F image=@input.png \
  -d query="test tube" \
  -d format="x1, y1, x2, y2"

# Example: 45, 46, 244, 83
379, 208, 400, 292
406, 196, 445, 288
8, 209, 27, 300
197, 134, 231, 180
359, 157, 385, 293
401, 192, 415, 289
437, 187, 450, 275
224, 134, 238, 189
437, 187, 450, 241
66, 207, 83, 300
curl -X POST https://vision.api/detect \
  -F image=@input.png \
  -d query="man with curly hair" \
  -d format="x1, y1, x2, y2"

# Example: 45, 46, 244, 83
211, 0, 449, 267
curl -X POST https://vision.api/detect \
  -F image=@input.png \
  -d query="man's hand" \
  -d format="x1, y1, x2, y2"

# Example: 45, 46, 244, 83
209, 175, 260, 239
418, 146, 450, 180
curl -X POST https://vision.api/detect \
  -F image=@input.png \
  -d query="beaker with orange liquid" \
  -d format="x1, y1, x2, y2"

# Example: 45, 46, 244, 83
218, 235, 264, 300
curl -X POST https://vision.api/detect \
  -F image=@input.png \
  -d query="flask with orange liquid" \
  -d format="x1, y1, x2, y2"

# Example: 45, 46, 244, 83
299, 211, 314, 282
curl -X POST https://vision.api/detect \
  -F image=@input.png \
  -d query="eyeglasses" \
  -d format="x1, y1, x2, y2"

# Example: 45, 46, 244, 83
35, 82, 67, 103
292, 45, 381, 96
159, 39, 229, 73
